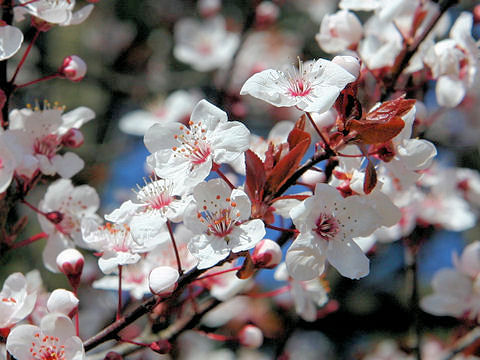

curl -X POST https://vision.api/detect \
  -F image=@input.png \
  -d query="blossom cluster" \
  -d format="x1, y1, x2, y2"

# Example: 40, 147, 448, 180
1, 0, 480, 359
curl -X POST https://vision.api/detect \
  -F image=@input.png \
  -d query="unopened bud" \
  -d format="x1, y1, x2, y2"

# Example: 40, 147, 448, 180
46, 211, 63, 224
61, 128, 84, 148
474, 5, 480, 24
238, 325, 263, 349
255, 2, 279, 28
252, 239, 282, 269
149, 266, 179, 296
300, 169, 326, 187
60, 55, 87, 82
104, 352, 123, 360
149, 340, 172, 354
332, 55, 361, 79
57, 248, 85, 276
198, 0, 221, 18
47, 289, 79, 317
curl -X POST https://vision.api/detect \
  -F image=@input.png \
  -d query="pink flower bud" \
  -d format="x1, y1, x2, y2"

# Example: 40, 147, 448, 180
148, 266, 179, 296
255, 2, 279, 28
238, 325, 263, 348
332, 56, 361, 79
149, 340, 172, 354
474, 5, 480, 24
198, 0, 221, 18
56, 248, 85, 277
61, 128, 84, 148
60, 55, 87, 82
252, 239, 282, 269
46, 211, 63, 224
46, 289, 79, 317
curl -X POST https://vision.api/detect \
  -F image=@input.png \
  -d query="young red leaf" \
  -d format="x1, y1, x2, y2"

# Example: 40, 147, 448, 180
287, 126, 311, 151
265, 138, 310, 195
244, 149, 266, 202
348, 97, 416, 145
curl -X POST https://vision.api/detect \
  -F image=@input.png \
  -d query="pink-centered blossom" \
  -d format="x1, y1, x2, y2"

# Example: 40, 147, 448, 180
173, 16, 239, 72
240, 58, 356, 113
38, 179, 101, 272
8, 105, 95, 179
144, 99, 250, 188
184, 178, 265, 269
286, 183, 380, 280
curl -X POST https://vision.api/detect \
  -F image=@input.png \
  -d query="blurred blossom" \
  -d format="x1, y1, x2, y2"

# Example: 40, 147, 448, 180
173, 16, 239, 72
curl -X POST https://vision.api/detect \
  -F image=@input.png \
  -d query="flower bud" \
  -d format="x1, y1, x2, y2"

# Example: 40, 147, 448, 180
332, 55, 361, 79
315, 10, 363, 54
252, 239, 282, 269
255, 2, 279, 28
474, 5, 480, 24
46, 211, 63, 224
56, 248, 85, 277
300, 169, 326, 187
59, 55, 87, 82
61, 128, 84, 148
198, 0, 221, 18
149, 266, 179, 296
47, 289, 79, 317
238, 325, 263, 349
149, 340, 172, 354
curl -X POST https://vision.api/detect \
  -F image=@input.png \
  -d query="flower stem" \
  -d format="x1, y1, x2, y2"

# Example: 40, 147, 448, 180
10, 29, 41, 85
265, 223, 298, 234
166, 220, 183, 275
306, 112, 330, 147
15, 73, 61, 89
117, 265, 123, 321
213, 165, 235, 190
195, 265, 242, 281
11, 232, 47, 249
195, 330, 233, 342
249, 285, 291, 298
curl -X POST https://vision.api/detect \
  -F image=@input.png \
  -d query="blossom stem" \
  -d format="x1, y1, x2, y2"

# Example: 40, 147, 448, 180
249, 285, 291, 298
195, 265, 242, 281
11, 232, 47, 249
195, 330, 233, 342
213, 165, 235, 190
15, 73, 61, 89
10, 29, 41, 85
117, 265, 123, 321
306, 112, 330, 147
119, 338, 149, 347
73, 290, 80, 337
20, 199, 48, 217
265, 223, 299, 234
166, 220, 183, 275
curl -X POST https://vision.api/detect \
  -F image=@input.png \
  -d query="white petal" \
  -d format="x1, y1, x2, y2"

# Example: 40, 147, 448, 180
229, 219, 265, 253
286, 233, 325, 281
240, 69, 298, 107
436, 75, 466, 108
52, 152, 84, 178
0, 26, 23, 61
326, 239, 369, 279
